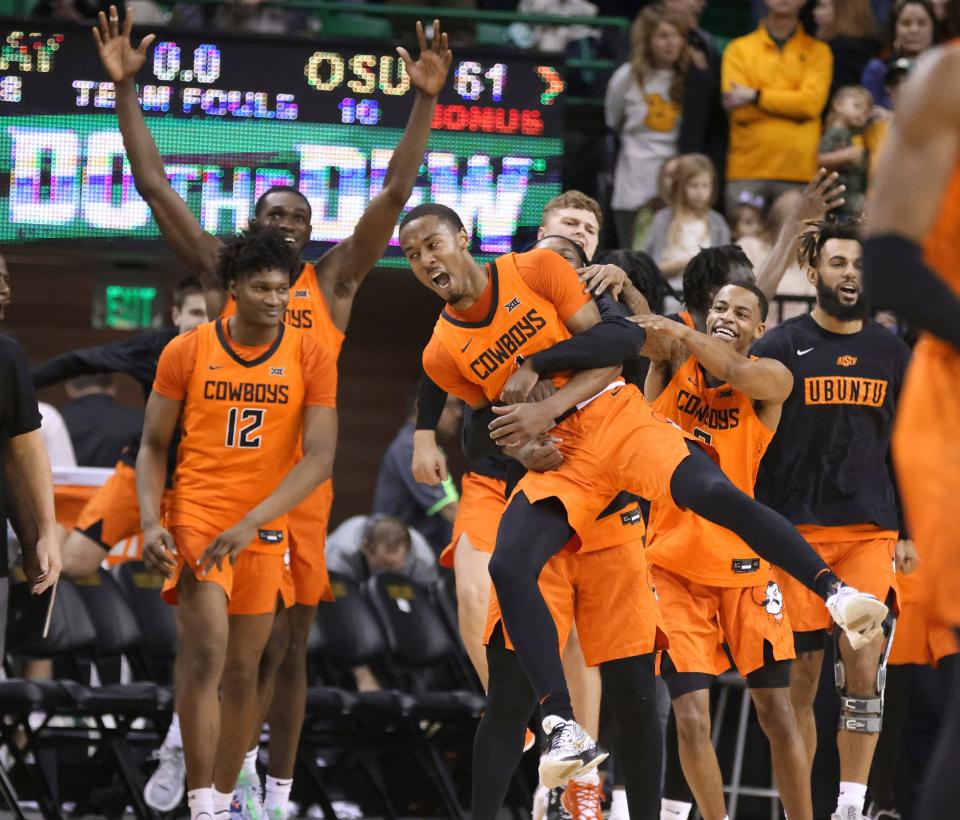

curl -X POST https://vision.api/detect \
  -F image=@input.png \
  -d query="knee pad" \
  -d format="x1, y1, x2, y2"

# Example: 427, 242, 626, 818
834, 610, 896, 734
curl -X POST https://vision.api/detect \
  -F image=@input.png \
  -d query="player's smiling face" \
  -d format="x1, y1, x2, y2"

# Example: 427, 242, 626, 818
230, 268, 291, 328
252, 192, 312, 258
706, 284, 764, 354
401, 216, 473, 304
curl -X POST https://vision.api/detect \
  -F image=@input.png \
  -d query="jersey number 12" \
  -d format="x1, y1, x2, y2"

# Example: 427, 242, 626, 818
225, 407, 265, 448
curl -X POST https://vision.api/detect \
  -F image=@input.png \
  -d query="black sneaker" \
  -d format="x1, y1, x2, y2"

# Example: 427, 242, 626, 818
538, 716, 608, 789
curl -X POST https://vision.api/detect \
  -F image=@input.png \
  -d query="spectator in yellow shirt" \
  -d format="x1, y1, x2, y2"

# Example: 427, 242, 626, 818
721, 0, 834, 214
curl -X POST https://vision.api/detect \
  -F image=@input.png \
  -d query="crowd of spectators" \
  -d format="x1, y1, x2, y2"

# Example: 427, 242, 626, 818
603, 0, 946, 315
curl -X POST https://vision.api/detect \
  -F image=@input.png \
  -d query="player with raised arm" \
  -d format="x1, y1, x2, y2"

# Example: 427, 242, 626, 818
751, 221, 911, 820
401, 201, 887, 792
636, 283, 813, 820
136, 228, 337, 820
863, 8, 960, 813
93, 7, 450, 816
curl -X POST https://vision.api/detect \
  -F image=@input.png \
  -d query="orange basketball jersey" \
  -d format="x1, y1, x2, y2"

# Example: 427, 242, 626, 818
156, 319, 336, 553
426, 250, 588, 404
646, 355, 774, 586
222, 262, 345, 357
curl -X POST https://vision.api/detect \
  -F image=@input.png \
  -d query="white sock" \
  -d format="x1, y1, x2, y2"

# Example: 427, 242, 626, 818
213, 788, 233, 817
837, 781, 867, 813
164, 713, 182, 749
660, 798, 693, 820
569, 769, 600, 786
242, 747, 258, 778
610, 787, 628, 811
187, 787, 214, 820
264, 775, 293, 813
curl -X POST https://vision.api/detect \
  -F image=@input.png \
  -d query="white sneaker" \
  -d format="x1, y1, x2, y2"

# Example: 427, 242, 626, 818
832, 808, 866, 820
143, 743, 186, 812
538, 716, 608, 790
826, 585, 888, 650
231, 770, 263, 820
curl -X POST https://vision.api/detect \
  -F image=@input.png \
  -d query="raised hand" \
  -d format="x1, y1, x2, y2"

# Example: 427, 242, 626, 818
398, 20, 453, 99
92, 4, 156, 84
795, 168, 846, 222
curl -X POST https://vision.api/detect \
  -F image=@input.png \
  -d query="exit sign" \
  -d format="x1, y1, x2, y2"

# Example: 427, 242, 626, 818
103, 285, 158, 329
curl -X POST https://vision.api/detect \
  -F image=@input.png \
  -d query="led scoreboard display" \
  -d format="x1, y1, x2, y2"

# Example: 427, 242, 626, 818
0, 22, 565, 262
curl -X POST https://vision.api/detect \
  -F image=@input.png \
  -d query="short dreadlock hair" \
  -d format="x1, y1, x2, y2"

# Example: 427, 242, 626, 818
797, 219, 861, 270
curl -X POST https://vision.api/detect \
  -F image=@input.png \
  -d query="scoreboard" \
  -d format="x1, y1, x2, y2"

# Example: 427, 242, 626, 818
0, 22, 565, 263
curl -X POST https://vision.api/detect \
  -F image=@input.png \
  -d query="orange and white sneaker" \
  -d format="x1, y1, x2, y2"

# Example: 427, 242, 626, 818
560, 773, 603, 820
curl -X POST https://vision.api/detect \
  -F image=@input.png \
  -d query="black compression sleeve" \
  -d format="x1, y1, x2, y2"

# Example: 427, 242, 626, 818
462, 405, 501, 461
864, 234, 960, 350
414, 372, 448, 431
528, 315, 646, 375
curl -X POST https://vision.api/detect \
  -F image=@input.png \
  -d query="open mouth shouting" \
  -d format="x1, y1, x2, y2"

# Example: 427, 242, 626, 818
431, 269, 452, 291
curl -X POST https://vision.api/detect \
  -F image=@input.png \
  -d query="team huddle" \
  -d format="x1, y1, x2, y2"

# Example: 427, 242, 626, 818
50, 6, 960, 820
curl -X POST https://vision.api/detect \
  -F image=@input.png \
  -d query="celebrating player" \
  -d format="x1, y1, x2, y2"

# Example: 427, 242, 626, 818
752, 221, 911, 820
863, 13, 960, 815
136, 227, 337, 820
636, 283, 812, 820
400, 201, 888, 789
93, 6, 450, 815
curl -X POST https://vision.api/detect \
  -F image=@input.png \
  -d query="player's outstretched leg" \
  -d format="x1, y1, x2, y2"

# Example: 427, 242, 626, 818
669, 443, 888, 646
487, 494, 607, 787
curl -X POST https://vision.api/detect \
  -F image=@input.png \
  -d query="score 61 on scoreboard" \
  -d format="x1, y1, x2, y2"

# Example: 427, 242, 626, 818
0, 23, 566, 260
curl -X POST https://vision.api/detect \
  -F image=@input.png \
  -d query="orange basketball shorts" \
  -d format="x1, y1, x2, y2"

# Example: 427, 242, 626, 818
889, 567, 959, 666
514, 385, 696, 540
775, 531, 898, 634
484, 535, 667, 667
74, 462, 170, 550
440, 472, 507, 569
162, 526, 292, 616
893, 337, 960, 631
653, 565, 794, 677
284, 478, 335, 606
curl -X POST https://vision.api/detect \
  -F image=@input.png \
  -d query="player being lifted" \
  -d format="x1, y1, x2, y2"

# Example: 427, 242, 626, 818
636, 283, 813, 820
400, 201, 888, 789
864, 6, 960, 814
136, 228, 337, 820
93, 6, 450, 816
